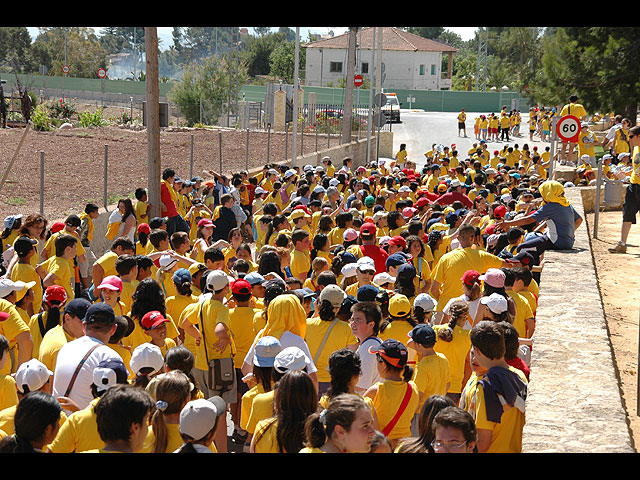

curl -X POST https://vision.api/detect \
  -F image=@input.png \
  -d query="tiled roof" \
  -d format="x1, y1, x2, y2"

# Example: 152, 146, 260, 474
304, 27, 458, 53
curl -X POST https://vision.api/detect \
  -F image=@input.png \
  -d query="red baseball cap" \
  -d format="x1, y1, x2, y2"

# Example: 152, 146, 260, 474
43, 285, 67, 306
231, 279, 252, 296
493, 205, 507, 219
415, 197, 430, 209
360, 223, 377, 237
462, 270, 481, 286
137, 223, 150, 234
51, 222, 65, 234
141, 310, 169, 330
388, 236, 406, 248
197, 218, 215, 228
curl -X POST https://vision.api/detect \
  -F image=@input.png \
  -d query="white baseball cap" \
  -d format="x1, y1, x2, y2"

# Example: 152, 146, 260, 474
130, 343, 165, 376
414, 293, 437, 313
206, 269, 231, 292
480, 292, 509, 314
373, 272, 395, 287
273, 346, 308, 374
14, 359, 52, 394
180, 396, 227, 440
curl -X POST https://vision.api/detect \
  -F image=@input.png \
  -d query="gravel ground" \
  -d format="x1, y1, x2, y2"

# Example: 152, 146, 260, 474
0, 109, 344, 223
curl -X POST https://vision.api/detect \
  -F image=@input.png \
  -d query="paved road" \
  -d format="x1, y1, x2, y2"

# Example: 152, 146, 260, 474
388, 110, 551, 169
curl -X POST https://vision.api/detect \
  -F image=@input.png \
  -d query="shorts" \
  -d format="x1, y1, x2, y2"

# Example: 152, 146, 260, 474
78, 245, 96, 278
195, 362, 238, 404
458, 122, 465, 129
622, 183, 640, 224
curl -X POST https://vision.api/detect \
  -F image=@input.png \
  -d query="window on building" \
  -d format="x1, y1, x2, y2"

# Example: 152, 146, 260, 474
330, 62, 343, 73
361, 62, 368, 74
431, 64, 436, 75
419, 65, 425, 75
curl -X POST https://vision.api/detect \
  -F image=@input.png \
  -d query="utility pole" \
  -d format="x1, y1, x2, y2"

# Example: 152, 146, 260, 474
292, 27, 300, 167
145, 27, 161, 219
341, 27, 358, 144
366, 27, 377, 165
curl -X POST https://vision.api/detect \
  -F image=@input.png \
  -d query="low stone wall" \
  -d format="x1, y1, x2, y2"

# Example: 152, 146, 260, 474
521, 187, 634, 452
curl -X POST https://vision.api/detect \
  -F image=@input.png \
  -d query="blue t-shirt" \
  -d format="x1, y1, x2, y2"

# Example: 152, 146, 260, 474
530, 202, 581, 249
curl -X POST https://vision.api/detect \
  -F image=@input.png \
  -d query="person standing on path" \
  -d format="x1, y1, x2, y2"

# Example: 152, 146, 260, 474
457, 109, 467, 137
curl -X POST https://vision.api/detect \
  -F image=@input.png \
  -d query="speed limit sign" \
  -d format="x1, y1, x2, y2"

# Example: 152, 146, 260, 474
97, 68, 106, 79
62, 65, 70, 74
556, 114, 581, 143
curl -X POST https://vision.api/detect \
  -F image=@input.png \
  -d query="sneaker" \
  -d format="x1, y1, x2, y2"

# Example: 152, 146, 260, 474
608, 242, 626, 254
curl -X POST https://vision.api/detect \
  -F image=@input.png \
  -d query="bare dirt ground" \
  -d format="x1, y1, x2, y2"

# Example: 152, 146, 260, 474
0, 105, 342, 222
587, 209, 640, 449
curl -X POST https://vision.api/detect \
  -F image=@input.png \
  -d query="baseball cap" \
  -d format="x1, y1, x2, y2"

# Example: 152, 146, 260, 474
364, 195, 375, 207
197, 218, 215, 228
408, 324, 436, 347
137, 223, 151, 235
231, 278, 252, 296
92, 358, 129, 394
130, 343, 165, 376
253, 336, 282, 367
97, 275, 123, 292
206, 269, 230, 292
318, 284, 346, 309
360, 222, 377, 237
388, 236, 406, 249
180, 396, 227, 441
50, 222, 65, 234
64, 298, 92, 320
13, 236, 37, 256
389, 294, 411, 317
42, 285, 68, 306
356, 256, 376, 273
341, 262, 358, 278
14, 359, 53, 394
273, 346, 308, 374
357, 284, 380, 302
343, 228, 358, 242
493, 205, 508, 219
386, 252, 410, 269
479, 268, 506, 288
244, 272, 266, 286
415, 197, 430, 209
159, 254, 179, 271
188, 263, 207, 276
0, 279, 35, 301
413, 293, 437, 313
65, 214, 81, 228
83, 302, 116, 326
373, 272, 395, 287
480, 292, 509, 314
368, 339, 409, 368
173, 268, 192, 285
140, 310, 169, 330
3, 214, 22, 230
402, 207, 417, 218
290, 209, 311, 221
462, 270, 481, 286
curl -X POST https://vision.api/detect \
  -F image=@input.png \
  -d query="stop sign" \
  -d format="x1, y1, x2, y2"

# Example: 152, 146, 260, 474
354, 74, 363, 88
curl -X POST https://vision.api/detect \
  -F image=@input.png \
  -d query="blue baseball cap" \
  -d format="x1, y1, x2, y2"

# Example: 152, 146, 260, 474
253, 336, 282, 367
357, 284, 380, 302
386, 252, 410, 269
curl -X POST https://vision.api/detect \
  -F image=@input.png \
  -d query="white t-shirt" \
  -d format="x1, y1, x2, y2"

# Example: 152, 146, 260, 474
53, 335, 123, 413
355, 336, 382, 392
443, 294, 479, 329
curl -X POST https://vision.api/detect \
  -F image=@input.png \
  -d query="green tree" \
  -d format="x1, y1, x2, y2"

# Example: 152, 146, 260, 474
540, 27, 640, 121
269, 40, 305, 84
33, 27, 108, 78
0, 27, 36, 73
241, 31, 288, 78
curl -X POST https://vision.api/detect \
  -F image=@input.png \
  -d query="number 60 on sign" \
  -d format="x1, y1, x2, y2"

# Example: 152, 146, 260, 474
556, 114, 581, 143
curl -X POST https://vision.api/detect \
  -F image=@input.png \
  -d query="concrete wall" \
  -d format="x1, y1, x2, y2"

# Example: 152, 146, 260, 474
522, 187, 634, 452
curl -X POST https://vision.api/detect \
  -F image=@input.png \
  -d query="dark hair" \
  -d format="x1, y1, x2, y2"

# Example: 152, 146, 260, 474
149, 229, 169, 249
257, 250, 285, 279
162, 168, 176, 180
262, 370, 317, 453
111, 236, 135, 253
470, 320, 506, 360
204, 246, 225, 264
135, 255, 154, 271
326, 349, 362, 400
131, 277, 166, 320
135, 188, 147, 200
396, 394, 455, 453
431, 406, 478, 451
511, 266, 533, 287
85, 203, 100, 214
95, 384, 154, 444
0, 391, 61, 453
350, 301, 382, 336
317, 271, 337, 287
117, 198, 135, 222
54, 233, 77, 257
304, 394, 369, 449
115, 254, 138, 277
438, 301, 469, 343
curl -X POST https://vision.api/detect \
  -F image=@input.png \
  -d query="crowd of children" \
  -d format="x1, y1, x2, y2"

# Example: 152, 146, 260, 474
0, 132, 585, 454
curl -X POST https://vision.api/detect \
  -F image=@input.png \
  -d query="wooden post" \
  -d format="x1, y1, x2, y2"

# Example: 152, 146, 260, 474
145, 27, 161, 219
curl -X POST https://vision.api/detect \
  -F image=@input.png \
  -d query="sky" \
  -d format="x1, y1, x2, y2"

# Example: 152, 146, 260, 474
26, 26, 479, 50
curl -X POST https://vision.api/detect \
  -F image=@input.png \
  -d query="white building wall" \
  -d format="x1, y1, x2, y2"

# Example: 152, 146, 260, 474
304, 48, 444, 90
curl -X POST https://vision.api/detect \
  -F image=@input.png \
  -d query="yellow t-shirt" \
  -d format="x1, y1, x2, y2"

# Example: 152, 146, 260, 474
183, 299, 233, 371
304, 318, 358, 383
506, 290, 534, 338
411, 352, 450, 410
290, 249, 311, 279
95, 251, 118, 279
0, 300, 30, 375
48, 398, 103, 453
38, 324, 73, 372
0, 375, 18, 412
371, 379, 419, 440
10, 262, 43, 315
432, 247, 503, 311
433, 324, 471, 394
46, 256, 74, 300
229, 306, 261, 369
379, 320, 418, 364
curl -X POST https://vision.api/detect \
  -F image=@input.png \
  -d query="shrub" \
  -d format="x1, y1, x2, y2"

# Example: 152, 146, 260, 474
78, 107, 106, 127
31, 104, 53, 131
48, 98, 77, 120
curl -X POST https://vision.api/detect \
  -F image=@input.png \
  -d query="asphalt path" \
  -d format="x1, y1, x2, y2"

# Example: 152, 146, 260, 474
387, 109, 552, 170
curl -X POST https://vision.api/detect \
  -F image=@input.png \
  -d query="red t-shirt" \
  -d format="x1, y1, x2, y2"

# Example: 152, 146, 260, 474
506, 357, 530, 381
359, 244, 389, 274
160, 182, 179, 217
